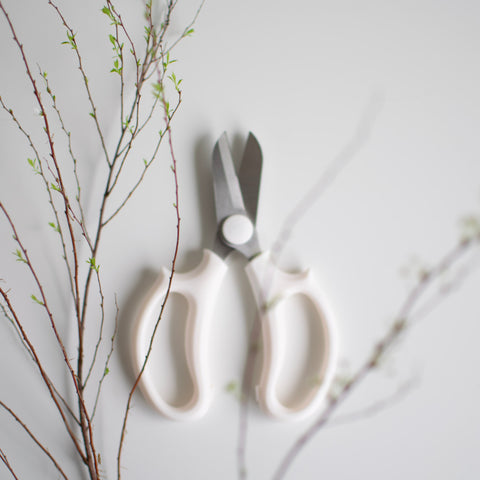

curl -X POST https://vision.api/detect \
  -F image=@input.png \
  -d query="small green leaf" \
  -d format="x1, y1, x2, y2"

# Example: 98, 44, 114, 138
50, 182, 61, 192
62, 30, 77, 49
31, 294, 44, 306
48, 222, 60, 233
87, 257, 100, 272
14, 249, 27, 264
184, 28, 194, 37
104, 367, 110, 376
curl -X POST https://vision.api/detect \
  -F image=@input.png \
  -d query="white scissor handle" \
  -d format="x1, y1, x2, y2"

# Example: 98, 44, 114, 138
245, 252, 338, 421
132, 249, 227, 421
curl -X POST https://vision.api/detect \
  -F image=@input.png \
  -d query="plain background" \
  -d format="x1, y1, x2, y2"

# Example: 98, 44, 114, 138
1, 1, 480, 478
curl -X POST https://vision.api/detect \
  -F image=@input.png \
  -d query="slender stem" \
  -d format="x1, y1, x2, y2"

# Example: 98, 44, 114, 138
48, 0, 110, 166
0, 287, 86, 464
271, 236, 478, 480
0, 400, 70, 480
117, 81, 182, 480
0, 448, 20, 480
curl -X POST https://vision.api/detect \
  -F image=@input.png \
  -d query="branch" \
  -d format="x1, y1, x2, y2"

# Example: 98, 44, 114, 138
272, 93, 383, 261
330, 377, 418, 427
0, 286, 87, 464
91, 296, 120, 420
0, 400, 69, 480
271, 235, 479, 480
0, 448, 20, 480
48, 0, 110, 166
0, 302, 80, 426
237, 93, 383, 480
116, 75, 182, 479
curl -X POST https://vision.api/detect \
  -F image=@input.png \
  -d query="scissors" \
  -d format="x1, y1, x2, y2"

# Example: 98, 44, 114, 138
132, 132, 337, 421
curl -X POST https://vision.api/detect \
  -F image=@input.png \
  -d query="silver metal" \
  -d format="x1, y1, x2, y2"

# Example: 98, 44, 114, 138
212, 133, 245, 225
211, 132, 262, 260
238, 132, 263, 224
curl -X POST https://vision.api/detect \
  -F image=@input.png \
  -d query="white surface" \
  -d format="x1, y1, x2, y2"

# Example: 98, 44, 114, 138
1, 1, 480, 479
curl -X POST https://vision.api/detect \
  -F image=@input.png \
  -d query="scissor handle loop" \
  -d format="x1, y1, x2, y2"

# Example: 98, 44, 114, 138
132, 249, 227, 421
245, 252, 338, 421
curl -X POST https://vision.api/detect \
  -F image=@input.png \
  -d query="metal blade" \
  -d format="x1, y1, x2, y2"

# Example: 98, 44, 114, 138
238, 132, 263, 224
212, 132, 246, 226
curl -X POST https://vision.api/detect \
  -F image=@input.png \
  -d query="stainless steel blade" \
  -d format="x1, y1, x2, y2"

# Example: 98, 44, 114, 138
238, 132, 263, 225
212, 132, 246, 225
212, 132, 262, 259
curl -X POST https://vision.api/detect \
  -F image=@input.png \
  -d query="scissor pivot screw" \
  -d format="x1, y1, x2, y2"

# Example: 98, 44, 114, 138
221, 214, 254, 246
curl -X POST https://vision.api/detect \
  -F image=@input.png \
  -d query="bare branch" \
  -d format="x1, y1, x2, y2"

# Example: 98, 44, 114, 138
0, 400, 69, 480
272, 93, 383, 262
91, 295, 120, 420
116, 73, 182, 478
48, 0, 110, 167
0, 286, 87, 464
237, 93, 383, 480
271, 236, 479, 480
0, 447, 20, 480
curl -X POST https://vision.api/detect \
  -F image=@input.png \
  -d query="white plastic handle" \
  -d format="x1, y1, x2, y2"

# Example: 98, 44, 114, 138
245, 252, 337, 421
132, 249, 227, 420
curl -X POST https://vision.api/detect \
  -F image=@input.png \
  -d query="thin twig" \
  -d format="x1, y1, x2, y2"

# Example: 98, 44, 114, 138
0, 302, 80, 426
0, 96, 77, 304
91, 295, 120, 420
0, 400, 70, 480
0, 286, 86, 464
48, 0, 110, 167
0, 448, 20, 480
271, 236, 478, 480
272, 93, 383, 261
330, 377, 418, 427
38, 67, 93, 250
116, 66, 182, 479
237, 93, 383, 479
83, 267, 106, 389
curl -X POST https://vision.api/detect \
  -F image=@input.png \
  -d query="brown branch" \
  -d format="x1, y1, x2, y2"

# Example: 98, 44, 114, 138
116, 70, 182, 479
102, 94, 181, 227
38, 67, 93, 250
0, 96, 77, 301
48, 0, 110, 167
0, 2, 82, 314
83, 267, 106, 389
0, 400, 69, 480
0, 200, 95, 476
0, 302, 80, 426
91, 296, 120, 420
0, 286, 86, 464
0, 448, 20, 480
